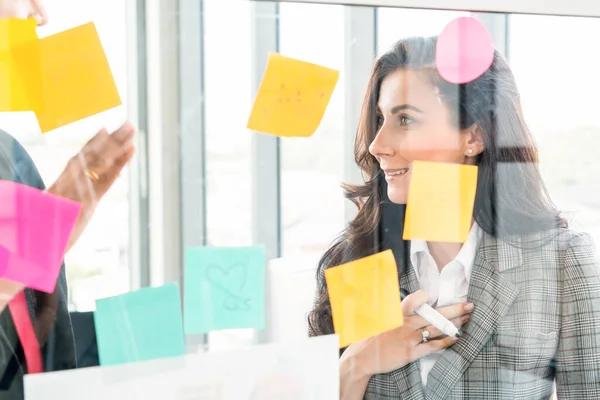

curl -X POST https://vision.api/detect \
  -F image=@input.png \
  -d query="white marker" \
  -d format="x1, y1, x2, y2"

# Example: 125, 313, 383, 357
415, 303, 460, 337
400, 289, 461, 338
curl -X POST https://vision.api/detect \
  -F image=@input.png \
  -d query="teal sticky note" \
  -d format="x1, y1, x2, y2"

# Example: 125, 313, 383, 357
94, 283, 186, 366
184, 246, 266, 334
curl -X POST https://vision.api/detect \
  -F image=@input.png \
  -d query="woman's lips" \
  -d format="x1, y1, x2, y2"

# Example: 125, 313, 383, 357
383, 168, 409, 181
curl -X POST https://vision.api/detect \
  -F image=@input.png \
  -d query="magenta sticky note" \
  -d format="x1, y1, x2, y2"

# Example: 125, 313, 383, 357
0, 181, 81, 292
436, 17, 494, 84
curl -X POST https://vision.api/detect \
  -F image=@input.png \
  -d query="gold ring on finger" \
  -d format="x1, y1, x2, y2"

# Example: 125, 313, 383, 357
421, 328, 430, 343
85, 169, 100, 183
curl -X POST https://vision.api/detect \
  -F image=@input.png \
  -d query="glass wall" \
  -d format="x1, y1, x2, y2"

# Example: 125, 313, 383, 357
0, 0, 129, 311
510, 14, 600, 241
203, 0, 255, 351
279, 3, 346, 258
3, 0, 600, 366
377, 7, 469, 55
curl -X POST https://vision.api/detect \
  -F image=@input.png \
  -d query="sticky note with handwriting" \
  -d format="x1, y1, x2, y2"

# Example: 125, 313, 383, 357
325, 250, 403, 348
403, 161, 478, 243
94, 283, 186, 366
247, 52, 339, 138
0, 18, 41, 112
0, 181, 81, 293
184, 246, 266, 334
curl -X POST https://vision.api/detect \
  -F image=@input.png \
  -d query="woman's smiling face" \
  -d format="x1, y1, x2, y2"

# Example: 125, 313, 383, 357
368, 68, 483, 204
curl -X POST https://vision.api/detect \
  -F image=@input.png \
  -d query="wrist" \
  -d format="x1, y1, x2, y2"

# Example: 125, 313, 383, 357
341, 349, 371, 381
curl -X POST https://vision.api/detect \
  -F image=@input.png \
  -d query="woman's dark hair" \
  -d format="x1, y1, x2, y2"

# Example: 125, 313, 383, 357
308, 36, 567, 336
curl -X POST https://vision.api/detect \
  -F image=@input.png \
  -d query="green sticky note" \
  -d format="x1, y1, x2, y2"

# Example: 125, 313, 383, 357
94, 283, 186, 366
184, 246, 266, 334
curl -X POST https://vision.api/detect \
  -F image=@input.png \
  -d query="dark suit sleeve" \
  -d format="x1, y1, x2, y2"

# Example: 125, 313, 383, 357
0, 130, 76, 397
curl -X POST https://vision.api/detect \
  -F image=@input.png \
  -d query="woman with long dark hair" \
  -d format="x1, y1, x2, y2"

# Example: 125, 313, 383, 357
309, 36, 600, 399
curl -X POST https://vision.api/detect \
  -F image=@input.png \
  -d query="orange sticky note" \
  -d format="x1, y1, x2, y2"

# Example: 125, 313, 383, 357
0, 18, 40, 112
325, 250, 403, 348
247, 52, 339, 138
28, 22, 121, 133
403, 161, 478, 243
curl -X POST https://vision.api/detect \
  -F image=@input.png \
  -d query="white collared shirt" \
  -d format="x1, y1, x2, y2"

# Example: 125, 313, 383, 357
409, 223, 482, 386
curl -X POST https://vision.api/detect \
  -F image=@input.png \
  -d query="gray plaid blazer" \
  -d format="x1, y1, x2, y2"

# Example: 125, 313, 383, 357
361, 228, 600, 400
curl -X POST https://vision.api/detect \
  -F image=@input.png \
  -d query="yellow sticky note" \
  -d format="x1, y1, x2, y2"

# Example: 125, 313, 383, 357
247, 52, 339, 137
325, 250, 403, 348
403, 161, 478, 243
0, 18, 38, 51
0, 18, 40, 112
29, 22, 121, 133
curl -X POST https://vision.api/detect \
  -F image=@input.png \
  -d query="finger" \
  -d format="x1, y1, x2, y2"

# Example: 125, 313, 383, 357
30, 0, 48, 25
81, 131, 130, 175
96, 144, 135, 191
110, 122, 136, 143
419, 315, 469, 342
412, 336, 459, 360
74, 151, 99, 203
450, 314, 470, 329
436, 302, 475, 320
83, 128, 110, 154
408, 302, 474, 328
408, 325, 443, 346
401, 290, 429, 316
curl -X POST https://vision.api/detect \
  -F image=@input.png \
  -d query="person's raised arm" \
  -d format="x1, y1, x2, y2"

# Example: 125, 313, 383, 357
46, 122, 135, 252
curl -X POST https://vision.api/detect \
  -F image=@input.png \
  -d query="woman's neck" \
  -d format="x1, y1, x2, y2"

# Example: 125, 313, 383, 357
426, 241, 463, 272
426, 220, 475, 272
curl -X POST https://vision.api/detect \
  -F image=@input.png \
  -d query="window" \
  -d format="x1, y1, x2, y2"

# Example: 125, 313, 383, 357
0, 0, 130, 311
377, 7, 469, 55
509, 14, 600, 243
204, 0, 254, 350
279, 2, 346, 258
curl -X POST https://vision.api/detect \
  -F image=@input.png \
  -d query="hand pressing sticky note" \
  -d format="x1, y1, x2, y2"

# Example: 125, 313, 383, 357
94, 283, 186, 366
0, 181, 81, 293
247, 53, 339, 137
0, 18, 41, 112
21, 22, 121, 133
403, 161, 478, 243
184, 246, 266, 334
325, 250, 403, 348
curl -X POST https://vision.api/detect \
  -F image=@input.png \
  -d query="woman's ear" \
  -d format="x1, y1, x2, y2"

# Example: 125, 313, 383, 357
463, 124, 485, 158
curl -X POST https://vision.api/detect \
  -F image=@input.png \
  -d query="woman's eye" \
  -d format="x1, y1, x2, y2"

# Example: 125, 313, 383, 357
399, 115, 414, 126
377, 116, 384, 127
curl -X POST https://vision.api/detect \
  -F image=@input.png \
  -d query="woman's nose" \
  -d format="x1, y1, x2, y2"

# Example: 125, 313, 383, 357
369, 130, 394, 160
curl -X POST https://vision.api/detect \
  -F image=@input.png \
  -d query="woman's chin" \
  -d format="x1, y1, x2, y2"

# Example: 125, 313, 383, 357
387, 190, 408, 205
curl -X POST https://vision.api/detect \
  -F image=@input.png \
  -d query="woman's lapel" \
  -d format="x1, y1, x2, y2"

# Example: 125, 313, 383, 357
389, 247, 426, 399
423, 233, 522, 400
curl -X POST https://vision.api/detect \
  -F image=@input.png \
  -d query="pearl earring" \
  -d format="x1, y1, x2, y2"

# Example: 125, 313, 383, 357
467, 148, 473, 155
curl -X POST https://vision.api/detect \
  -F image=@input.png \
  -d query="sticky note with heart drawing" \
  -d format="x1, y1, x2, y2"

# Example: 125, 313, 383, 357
325, 249, 403, 348
184, 246, 266, 334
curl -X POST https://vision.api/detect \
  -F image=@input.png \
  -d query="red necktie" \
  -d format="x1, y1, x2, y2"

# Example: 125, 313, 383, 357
8, 291, 43, 374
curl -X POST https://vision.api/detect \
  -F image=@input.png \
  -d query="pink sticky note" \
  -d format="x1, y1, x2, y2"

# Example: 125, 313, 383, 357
436, 17, 494, 84
0, 181, 81, 293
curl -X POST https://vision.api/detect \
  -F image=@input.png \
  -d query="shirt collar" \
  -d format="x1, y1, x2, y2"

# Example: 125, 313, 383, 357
409, 223, 482, 282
